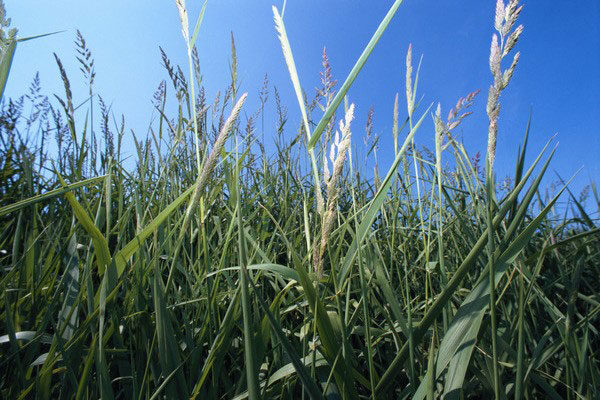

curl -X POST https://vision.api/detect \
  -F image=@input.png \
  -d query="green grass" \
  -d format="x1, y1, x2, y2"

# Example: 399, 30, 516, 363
1, 0, 599, 398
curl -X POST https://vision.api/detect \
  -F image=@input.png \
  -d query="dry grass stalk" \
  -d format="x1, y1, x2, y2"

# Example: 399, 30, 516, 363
405, 43, 414, 115
180, 93, 247, 238
314, 103, 354, 276
486, 0, 523, 169
393, 93, 399, 156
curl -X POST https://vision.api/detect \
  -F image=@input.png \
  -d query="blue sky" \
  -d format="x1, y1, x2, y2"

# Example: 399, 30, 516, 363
5, 0, 600, 200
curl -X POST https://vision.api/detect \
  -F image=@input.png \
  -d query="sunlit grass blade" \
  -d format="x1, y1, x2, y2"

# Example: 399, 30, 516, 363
272, 5, 323, 212
308, 0, 405, 149
377, 138, 556, 395
436, 175, 574, 399
189, 0, 208, 49
56, 171, 111, 275
236, 185, 260, 398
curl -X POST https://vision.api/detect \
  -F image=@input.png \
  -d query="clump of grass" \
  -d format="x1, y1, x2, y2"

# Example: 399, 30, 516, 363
0, 1, 598, 399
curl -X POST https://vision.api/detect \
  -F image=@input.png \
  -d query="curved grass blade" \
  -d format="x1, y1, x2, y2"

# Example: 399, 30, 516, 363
205, 263, 300, 281
56, 172, 111, 276
0, 175, 106, 217
272, 5, 323, 212
113, 184, 195, 276
189, 0, 208, 49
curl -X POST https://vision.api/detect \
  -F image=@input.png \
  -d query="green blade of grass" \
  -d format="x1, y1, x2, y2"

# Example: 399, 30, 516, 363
153, 262, 189, 398
234, 133, 260, 400
190, 288, 241, 398
57, 231, 80, 341
56, 172, 111, 276
237, 207, 260, 399
205, 263, 300, 281
0, 175, 107, 217
414, 172, 575, 400
75, 334, 97, 400
189, 0, 208, 50
17, 30, 65, 42
113, 184, 195, 276
308, 0, 405, 149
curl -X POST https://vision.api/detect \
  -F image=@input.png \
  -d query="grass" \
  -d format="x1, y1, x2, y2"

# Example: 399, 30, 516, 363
1, 0, 599, 398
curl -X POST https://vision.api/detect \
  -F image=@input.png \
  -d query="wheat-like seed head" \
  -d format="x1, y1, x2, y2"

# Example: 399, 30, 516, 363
180, 93, 248, 238
503, 25, 523, 57
495, 0, 505, 32
504, 2, 523, 35
326, 104, 354, 196
486, 0, 523, 170
314, 103, 354, 276
502, 51, 520, 87
405, 44, 413, 114
490, 34, 502, 84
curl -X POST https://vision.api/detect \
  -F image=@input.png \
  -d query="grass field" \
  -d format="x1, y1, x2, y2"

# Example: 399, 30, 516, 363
1, 0, 599, 398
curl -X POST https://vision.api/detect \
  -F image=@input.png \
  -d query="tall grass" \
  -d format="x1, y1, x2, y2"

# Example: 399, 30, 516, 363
1, 0, 599, 399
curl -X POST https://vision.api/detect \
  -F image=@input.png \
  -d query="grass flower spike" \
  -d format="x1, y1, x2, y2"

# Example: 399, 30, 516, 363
486, 0, 524, 170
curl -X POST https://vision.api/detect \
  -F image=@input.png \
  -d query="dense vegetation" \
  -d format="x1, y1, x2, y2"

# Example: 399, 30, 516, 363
1, 1, 599, 399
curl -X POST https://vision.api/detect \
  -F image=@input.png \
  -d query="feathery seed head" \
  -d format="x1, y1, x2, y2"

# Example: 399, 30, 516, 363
175, 0, 190, 42
329, 141, 336, 165
495, 0, 505, 32
434, 103, 444, 142
503, 24, 523, 57
316, 103, 354, 276
502, 51, 520, 87
434, 103, 444, 176
486, 85, 498, 115
504, 2, 522, 34
405, 44, 413, 113
180, 93, 247, 241
490, 34, 502, 83
323, 152, 331, 183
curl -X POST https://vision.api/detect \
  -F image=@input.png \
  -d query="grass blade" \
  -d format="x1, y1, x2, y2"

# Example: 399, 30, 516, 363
308, 0, 405, 149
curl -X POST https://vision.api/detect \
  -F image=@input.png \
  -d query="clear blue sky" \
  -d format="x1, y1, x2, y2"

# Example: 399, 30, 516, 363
5, 1, 600, 199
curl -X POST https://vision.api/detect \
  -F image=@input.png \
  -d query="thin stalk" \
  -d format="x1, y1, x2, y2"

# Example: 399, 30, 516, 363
349, 149, 376, 398
515, 261, 525, 399
486, 163, 500, 399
